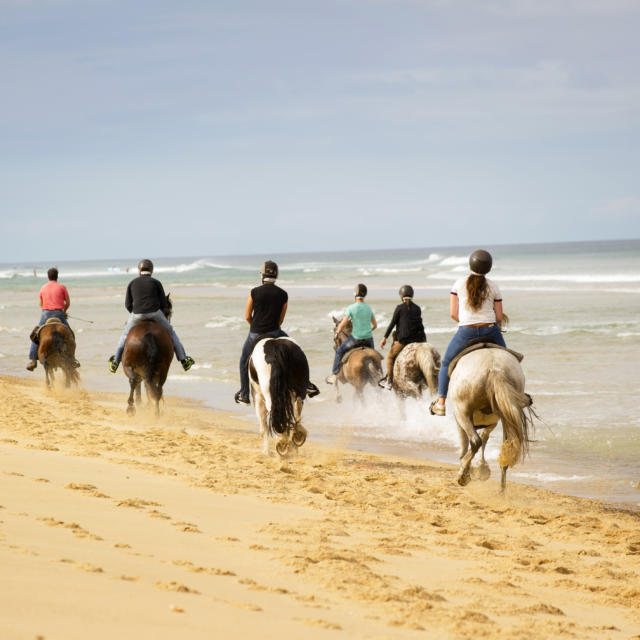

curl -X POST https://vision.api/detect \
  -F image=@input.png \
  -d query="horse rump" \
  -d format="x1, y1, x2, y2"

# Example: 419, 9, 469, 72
47, 327, 79, 385
140, 332, 164, 401
262, 338, 309, 436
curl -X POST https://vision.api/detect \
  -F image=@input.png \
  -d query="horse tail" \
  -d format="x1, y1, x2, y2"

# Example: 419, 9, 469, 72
488, 369, 533, 468
364, 355, 381, 385
142, 332, 162, 400
51, 330, 80, 385
265, 340, 308, 436
415, 343, 441, 395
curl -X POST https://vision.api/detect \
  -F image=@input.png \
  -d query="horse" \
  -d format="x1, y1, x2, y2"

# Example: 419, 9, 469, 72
447, 344, 535, 491
389, 341, 441, 399
248, 336, 311, 456
331, 316, 384, 403
37, 319, 79, 388
121, 296, 173, 417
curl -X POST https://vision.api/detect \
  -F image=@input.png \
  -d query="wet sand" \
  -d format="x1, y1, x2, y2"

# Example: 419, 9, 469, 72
1, 374, 639, 639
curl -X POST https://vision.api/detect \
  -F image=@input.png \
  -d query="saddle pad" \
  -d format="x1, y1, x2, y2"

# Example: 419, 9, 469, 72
448, 342, 524, 377
340, 345, 370, 366
44, 317, 63, 325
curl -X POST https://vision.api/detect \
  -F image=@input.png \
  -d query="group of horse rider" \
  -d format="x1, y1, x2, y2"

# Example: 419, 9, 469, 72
26, 249, 506, 419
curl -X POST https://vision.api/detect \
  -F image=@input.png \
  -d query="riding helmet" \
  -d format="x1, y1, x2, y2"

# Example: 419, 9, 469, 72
354, 283, 367, 298
399, 284, 414, 299
261, 260, 278, 279
469, 249, 492, 275
138, 258, 154, 274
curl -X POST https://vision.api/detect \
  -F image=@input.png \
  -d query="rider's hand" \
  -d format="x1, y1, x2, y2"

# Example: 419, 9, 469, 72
380, 337, 386, 349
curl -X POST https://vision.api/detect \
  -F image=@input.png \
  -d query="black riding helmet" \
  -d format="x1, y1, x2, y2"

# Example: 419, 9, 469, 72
354, 283, 367, 298
261, 260, 278, 279
399, 284, 414, 299
469, 249, 492, 275
138, 258, 154, 274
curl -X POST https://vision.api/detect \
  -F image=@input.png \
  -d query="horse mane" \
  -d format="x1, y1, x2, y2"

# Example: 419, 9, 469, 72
263, 339, 309, 435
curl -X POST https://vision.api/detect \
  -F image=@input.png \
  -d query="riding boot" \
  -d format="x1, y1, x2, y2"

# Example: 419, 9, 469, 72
26, 359, 37, 371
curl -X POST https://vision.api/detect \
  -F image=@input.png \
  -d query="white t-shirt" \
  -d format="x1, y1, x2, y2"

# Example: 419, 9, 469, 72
451, 276, 502, 326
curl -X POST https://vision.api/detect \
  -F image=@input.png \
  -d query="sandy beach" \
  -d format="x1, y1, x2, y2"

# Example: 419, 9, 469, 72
1, 374, 639, 640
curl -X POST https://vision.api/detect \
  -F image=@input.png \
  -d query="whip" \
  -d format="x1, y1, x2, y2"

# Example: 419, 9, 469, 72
66, 314, 94, 324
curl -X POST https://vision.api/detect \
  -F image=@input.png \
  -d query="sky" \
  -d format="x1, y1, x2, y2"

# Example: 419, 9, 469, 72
1, 0, 639, 262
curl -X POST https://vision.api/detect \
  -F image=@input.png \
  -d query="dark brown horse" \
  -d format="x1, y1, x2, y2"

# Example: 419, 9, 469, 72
331, 316, 383, 403
37, 319, 80, 388
121, 297, 173, 416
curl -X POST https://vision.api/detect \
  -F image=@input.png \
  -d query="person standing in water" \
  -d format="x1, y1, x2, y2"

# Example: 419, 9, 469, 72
26, 267, 74, 371
430, 249, 506, 417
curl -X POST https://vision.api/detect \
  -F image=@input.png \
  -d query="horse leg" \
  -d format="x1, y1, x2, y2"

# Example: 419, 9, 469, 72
135, 383, 142, 405
44, 363, 52, 389
501, 466, 508, 492
335, 380, 342, 404
292, 396, 307, 448
254, 391, 270, 455
455, 409, 482, 486
473, 424, 496, 481
127, 377, 138, 416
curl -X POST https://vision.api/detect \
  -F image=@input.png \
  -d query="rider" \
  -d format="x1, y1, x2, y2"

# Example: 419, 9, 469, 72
326, 283, 377, 384
234, 260, 319, 405
379, 285, 427, 390
26, 267, 74, 371
108, 259, 195, 373
429, 249, 506, 417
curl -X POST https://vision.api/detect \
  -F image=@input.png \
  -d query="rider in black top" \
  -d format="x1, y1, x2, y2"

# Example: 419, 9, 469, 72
234, 260, 319, 405
379, 285, 427, 389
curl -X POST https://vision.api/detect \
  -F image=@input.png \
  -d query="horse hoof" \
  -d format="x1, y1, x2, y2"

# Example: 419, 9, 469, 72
457, 469, 471, 486
126, 406, 135, 417
471, 464, 491, 481
275, 440, 289, 457
292, 427, 307, 447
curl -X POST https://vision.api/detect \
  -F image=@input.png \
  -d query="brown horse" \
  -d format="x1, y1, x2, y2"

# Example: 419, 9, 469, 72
121, 297, 173, 416
331, 316, 384, 403
37, 320, 80, 388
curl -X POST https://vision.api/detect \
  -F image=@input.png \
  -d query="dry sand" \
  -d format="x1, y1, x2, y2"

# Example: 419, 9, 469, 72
0, 374, 639, 640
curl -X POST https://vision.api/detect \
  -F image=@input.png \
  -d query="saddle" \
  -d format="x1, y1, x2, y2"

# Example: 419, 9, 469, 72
447, 340, 524, 377
29, 317, 64, 344
340, 341, 373, 366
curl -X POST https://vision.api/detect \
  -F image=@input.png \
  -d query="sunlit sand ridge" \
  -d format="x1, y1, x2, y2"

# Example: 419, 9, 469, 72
1, 374, 639, 639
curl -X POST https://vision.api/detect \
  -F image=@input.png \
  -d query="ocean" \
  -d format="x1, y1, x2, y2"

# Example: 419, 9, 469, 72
1, 239, 639, 507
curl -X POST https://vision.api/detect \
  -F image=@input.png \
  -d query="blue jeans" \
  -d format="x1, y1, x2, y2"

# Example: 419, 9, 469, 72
114, 310, 186, 364
29, 310, 72, 360
238, 329, 288, 396
332, 336, 374, 374
437, 324, 506, 398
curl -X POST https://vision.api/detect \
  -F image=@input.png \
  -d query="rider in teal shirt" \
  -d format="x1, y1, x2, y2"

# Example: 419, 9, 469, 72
327, 283, 377, 383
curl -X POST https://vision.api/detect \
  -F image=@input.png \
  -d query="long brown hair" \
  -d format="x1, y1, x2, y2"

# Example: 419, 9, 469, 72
466, 274, 489, 311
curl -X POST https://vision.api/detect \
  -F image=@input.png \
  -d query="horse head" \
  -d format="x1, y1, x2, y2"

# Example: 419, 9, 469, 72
163, 294, 173, 321
332, 316, 352, 350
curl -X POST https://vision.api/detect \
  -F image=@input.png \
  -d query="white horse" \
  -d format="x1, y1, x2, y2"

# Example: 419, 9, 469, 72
390, 342, 441, 399
448, 346, 534, 490
248, 337, 310, 457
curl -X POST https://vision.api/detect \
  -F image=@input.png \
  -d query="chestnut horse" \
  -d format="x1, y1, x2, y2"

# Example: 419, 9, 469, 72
121, 297, 173, 416
38, 320, 79, 388
331, 316, 383, 403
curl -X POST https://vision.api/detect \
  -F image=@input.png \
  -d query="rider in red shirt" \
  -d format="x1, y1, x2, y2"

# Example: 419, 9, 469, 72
27, 267, 73, 370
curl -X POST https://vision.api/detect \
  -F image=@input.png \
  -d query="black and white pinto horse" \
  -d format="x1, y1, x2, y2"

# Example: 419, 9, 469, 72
248, 336, 311, 456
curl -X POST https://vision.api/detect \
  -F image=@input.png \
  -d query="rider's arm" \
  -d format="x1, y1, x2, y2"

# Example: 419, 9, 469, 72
125, 282, 133, 313
449, 293, 459, 323
494, 300, 503, 325
335, 315, 350, 334
244, 294, 253, 325
156, 280, 168, 310
278, 301, 288, 327
63, 292, 70, 313
371, 315, 377, 331
381, 307, 399, 348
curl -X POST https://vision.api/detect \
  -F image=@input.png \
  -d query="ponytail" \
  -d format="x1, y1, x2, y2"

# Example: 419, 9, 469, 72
466, 274, 489, 311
